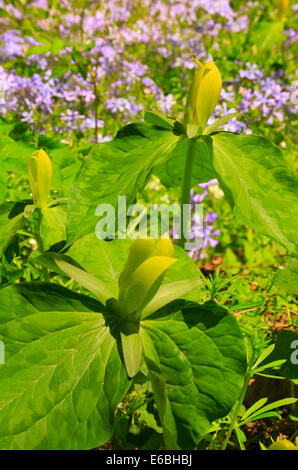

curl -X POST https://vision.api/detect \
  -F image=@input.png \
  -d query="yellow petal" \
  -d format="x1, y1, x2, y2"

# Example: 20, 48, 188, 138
184, 64, 204, 136
118, 238, 156, 300
151, 237, 175, 257
117, 237, 176, 318
36, 149, 52, 207
197, 61, 222, 131
184, 59, 222, 136
28, 151, 38, 202
120, 255, 177, 317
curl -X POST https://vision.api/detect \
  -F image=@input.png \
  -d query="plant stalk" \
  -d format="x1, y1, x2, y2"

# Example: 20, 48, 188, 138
222, 369, 252, 450
36, 209, 50, 282
91, 74, 99, 144
179, 138, 196, 249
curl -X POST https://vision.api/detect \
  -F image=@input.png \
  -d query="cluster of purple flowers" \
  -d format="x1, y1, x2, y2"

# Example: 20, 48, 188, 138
0, 1, 294, 139
206, 59, 297, 134
0, 0, 251, 137
235, 62, 296, 126
187, 180, 221, 260
0, 1, 296, 259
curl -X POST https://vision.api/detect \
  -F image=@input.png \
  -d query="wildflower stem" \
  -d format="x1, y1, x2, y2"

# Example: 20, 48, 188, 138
179, 138, 196, 249
91, 74, 99, 144
36, 209, 50, 283
222, 368, 252, 450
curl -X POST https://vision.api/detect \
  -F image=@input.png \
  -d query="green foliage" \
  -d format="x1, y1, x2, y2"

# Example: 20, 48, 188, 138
39, 205, 67, 251
274, 257, 298, 295
250, 21, 285, 53
142, 300, 246, 448
0, 101, 297, 449
0, 283, 130, 450
67, 123, 179, 244
0, 7, 297, 449
264, 331, 298, 383
212, 132, 298, 255
0, 238, 247, 449
0, 203, 24, 258
155, 135, 216, 187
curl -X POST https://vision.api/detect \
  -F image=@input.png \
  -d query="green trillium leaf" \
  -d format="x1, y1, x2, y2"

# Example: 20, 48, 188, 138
67, 123, 179, 244
144, 111, 175, 129
1, 141, 36, 176
154, 135, 216, 188
0, 283, 130, 450
0, 203, 24, 258
40, 205, 67, 251
67, 235, 133, 297
212, 132, 298, 255
49, 146, 81, 197
141, 299, 247, 449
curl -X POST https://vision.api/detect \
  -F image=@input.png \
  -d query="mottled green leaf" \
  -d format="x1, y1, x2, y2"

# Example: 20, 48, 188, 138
0, 283, 130, 450
1, 141, 36, 174
141, 300, 247, 448
154, 135, 216, 188
66, 235, 206, 304
67, 123, 179, 244
212, 132, 298, 254
50, 147, 81, 197
144, 111, 174, 129
0, 203, 24, 258
40, 205, 67, 251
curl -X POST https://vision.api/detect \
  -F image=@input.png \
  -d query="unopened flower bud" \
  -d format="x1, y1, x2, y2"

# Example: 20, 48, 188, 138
117, 237, 176, 319
28, 149, 52, 207
184, 58, 222, 137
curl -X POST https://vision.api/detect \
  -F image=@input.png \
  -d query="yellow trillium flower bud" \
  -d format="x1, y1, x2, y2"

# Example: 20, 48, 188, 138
117, 236, 176, 377
28, 149, 52, 207
117, 237, 177, 319
276, 0, 289, 19
184, 58, 222, 138
268, 438, 298, 450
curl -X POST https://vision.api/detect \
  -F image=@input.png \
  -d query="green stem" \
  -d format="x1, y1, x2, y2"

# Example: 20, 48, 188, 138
222, 369, 252, 450
36, 209, 50, 282
179, 138, 196, 249
237, 434, 246, 451
91, 74, 99, 144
